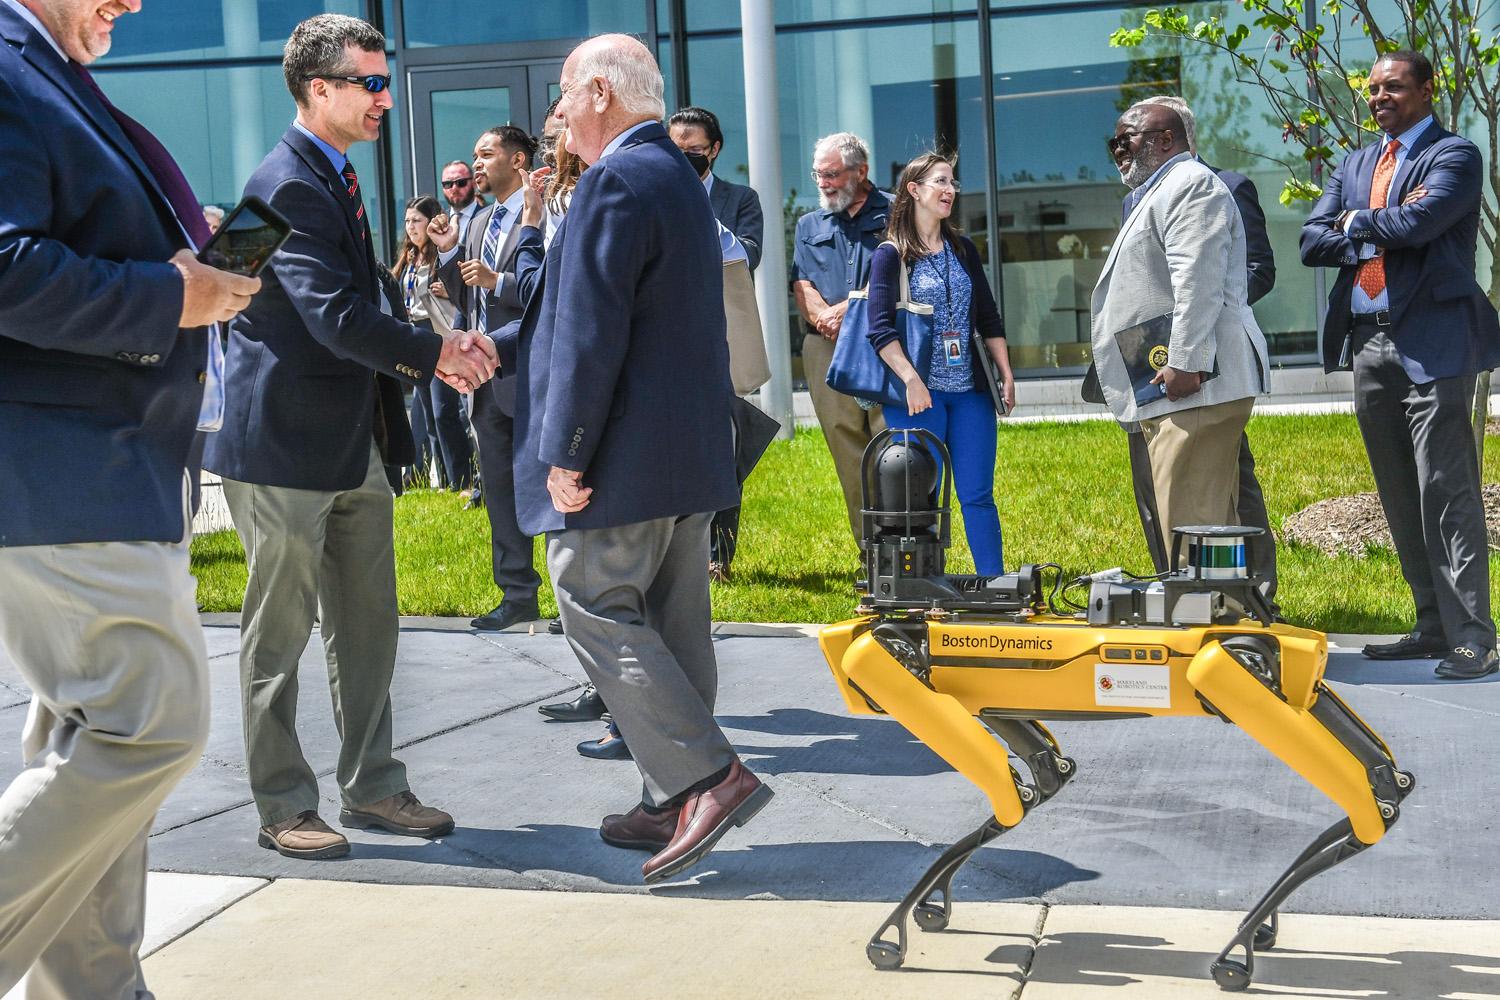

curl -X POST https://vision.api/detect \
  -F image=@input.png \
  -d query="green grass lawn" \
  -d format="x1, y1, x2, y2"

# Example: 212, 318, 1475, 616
191, 411, 1500, 633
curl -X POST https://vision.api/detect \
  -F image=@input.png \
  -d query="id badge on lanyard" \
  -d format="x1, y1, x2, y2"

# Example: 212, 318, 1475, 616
937, 245, 965, 367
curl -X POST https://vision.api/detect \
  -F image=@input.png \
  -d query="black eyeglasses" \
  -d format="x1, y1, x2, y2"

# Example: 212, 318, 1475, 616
306, 74, 392, 94
440, 178, 472, 189
1106, 128, 1169, 155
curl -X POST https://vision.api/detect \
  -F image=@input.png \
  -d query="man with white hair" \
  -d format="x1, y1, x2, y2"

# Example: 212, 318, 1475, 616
791, 132, 889, 544
491, 32, 772, 883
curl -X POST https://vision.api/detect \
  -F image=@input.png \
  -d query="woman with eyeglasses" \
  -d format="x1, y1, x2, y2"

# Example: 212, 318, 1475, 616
394, 194, 474, 492
866, 152, 1014, 575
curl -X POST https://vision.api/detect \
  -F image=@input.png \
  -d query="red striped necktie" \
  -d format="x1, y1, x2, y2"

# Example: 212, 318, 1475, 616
341, 160, 366, 240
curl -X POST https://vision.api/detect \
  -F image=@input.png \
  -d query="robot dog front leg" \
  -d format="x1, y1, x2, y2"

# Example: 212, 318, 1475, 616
842, 630, 1069, 970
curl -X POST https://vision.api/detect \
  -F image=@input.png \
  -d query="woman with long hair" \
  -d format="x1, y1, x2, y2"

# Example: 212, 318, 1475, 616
395, 194, 474, 492
866, 152, 1014, 574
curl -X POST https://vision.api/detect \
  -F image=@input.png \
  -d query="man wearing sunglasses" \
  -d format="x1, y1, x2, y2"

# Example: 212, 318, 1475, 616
1090, 101, 1269, 556
207, 13, 491, 862
439, 160, 486, 243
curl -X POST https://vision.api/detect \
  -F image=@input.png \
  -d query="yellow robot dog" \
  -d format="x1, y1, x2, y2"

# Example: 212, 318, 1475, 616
819, 429, 1413, 992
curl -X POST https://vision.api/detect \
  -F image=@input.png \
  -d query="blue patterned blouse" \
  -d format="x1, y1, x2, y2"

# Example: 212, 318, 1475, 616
908, 241, 973, 392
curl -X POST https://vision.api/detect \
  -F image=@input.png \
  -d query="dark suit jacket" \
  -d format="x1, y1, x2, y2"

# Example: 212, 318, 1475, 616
205, 126, 440, 490
1210, 165, 1276, 305
1300, 123, 1500, 380
434, 197, 533, 415
0, 6, 208, 547
709, 174, 764, 272
494, 121, 738, 536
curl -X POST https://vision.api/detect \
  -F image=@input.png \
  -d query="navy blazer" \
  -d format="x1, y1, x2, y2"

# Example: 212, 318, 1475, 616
205, 126, 441, 490
1300, 124, 1500, 380
1212, 167, 1276, 305
709, 174, 764, 272
866, 236, 1005, 357
494, 121, 738, 536
0, 6, 208, 547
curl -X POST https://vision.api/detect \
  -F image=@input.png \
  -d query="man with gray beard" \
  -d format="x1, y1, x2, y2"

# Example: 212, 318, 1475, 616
791, 132, 889, 545
1090, 102, 1269, 549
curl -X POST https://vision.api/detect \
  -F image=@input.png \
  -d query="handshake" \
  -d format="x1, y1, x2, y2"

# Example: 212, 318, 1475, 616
437, 330, 499, 394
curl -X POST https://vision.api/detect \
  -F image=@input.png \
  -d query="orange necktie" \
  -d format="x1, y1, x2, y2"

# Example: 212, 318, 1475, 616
1356, 139, 1400, 299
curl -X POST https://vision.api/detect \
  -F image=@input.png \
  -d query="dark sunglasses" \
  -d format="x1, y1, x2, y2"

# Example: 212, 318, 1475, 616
440, 178, 472, 189
306, 74, 392, 94
1106, 128, 1168, 155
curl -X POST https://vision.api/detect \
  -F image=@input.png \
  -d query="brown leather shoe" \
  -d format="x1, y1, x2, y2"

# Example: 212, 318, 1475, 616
642, 760, 772, 883
340, 790, 455, 838
600, 804, 681, 852
258, 811, 350, 860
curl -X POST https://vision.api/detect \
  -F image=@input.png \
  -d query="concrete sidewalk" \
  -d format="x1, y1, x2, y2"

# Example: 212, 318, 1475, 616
2, 619, 1497, 999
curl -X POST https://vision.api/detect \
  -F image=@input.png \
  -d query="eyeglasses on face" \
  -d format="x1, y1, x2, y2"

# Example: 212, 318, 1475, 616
440, 177, 472, 189
810, 165, 852, 183
1106, 128, 1168, 155
920, 177, 960, 192
305, 74, 392, 94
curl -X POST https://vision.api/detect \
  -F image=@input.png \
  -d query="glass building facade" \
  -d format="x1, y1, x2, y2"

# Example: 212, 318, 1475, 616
93, 0, 1483, 381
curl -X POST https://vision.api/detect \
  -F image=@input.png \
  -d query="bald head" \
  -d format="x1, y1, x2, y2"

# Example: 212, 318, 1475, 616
1112, 102, 1190, 189
557, 33, 665, 166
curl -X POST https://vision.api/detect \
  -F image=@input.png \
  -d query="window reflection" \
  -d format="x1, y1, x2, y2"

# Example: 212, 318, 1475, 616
402, 0, 644, 47
100, 0, 364, 64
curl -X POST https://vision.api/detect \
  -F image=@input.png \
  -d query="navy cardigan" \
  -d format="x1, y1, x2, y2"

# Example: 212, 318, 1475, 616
866, 236, 1004, 355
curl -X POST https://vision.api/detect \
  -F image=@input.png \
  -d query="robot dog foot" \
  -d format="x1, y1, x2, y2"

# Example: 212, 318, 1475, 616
866, 817, 1008, 970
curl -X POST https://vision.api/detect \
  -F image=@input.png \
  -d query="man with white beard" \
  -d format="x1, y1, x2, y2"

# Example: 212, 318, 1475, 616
790, 132, 889, 545
1090, 102, 1269, 551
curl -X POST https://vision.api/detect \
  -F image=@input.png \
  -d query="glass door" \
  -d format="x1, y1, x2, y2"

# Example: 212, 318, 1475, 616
407, 66, 531, 200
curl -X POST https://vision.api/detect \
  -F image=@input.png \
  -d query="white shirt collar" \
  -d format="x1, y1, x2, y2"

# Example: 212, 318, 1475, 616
3, 0, 66, 60
598, 119, 657, 161
497, 184, 526, 219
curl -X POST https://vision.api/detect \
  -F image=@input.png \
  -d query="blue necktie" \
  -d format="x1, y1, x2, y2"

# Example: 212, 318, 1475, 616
475, 206, 507, 332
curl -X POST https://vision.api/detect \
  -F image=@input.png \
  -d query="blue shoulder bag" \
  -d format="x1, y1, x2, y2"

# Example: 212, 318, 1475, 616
825, 241, 934, 409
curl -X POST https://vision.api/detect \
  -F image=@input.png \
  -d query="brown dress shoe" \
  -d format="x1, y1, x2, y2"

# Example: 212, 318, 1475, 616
600, 804, 681, 852
340, 790, 455, 838
642, 760, 772, 883
258, 811, 350, 860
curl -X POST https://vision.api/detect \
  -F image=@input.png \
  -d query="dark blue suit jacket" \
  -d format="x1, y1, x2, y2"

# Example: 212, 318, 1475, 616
1300, 124, 1500, 381
1211, 167, 1276, 305
206, 126, 441, 490
709, 174, 764, 272
494, 121, 738, 536
0, 6, 208, 547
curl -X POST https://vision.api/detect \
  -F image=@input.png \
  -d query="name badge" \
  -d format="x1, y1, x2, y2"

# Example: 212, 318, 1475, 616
941, 331, 966, 367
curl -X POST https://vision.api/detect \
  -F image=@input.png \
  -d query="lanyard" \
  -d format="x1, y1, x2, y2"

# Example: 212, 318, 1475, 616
403, 258, 418, 312
934, 240, 953, 320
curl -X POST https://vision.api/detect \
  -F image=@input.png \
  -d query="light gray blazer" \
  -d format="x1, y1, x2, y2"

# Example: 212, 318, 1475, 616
1090, 155, 1269, 424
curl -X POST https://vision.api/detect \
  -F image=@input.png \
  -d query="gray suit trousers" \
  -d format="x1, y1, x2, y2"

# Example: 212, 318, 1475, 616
0, 491, 209, 1000
222, 442, 410, 827
548, 512, 736, 807
1354, 329, 1495, 649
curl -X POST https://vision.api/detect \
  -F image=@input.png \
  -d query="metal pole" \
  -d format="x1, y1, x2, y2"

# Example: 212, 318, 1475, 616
741, 0, 794, 438
976, 1, 1002, 290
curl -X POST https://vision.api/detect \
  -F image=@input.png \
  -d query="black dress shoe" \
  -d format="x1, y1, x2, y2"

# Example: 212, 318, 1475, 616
463, 491, 485, 511
578, 720, 631, 760
539, 683, 605, 722
1363, 631, 1448, 660
548, 618, 564, 635
470, 601, 541, 631
1435, 644, 1499, 680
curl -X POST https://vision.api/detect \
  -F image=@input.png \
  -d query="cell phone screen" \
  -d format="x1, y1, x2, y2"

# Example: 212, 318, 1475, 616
198, 196, 291, 277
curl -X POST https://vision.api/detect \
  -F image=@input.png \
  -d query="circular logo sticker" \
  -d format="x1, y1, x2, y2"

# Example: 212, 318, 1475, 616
1097, 675, 1115, 692
1148, 345, 1169, 371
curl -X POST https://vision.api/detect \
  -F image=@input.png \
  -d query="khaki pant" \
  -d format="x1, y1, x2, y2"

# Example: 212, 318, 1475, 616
0, 494, 210, 1000
1141, 396, 1256, 558
222, 443, 409, 827
803, 332, 886, 541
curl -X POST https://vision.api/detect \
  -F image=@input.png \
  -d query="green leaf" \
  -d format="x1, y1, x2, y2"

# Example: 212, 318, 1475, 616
1281, 178, 1324, 206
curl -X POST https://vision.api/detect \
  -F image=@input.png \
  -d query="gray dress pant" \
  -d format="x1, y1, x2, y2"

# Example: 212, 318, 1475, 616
1353, 328, 1495, 650
0, 483, 209, 1000
222, 442, 410, 827
548, 512, 736, 807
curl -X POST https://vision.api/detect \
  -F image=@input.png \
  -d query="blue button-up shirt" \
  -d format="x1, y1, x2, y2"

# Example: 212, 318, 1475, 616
790, 187, 892, 328
1345, 114, 1434, 314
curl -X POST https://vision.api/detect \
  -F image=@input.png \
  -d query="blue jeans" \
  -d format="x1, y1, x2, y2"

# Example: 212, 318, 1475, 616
882, 388, 1004, 574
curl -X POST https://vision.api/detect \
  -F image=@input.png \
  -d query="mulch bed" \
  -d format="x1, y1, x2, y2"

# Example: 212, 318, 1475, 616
1283, 484, 1500, 556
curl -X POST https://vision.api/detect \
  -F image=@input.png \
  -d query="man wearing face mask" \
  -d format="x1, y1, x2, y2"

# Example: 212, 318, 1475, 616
669, 106, 766, 584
